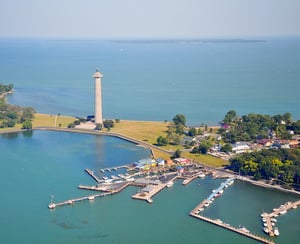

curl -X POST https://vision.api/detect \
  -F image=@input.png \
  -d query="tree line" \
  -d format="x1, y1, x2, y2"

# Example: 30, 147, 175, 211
220, 110, 300, 143
229, 148, 300, 189
0, 84, 35, 129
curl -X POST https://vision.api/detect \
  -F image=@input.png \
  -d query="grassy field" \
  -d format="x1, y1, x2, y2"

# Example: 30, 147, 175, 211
0, 113, 76, 131
32, 113, 76, 128
109, 120, 229, 167
110, 120, 170, 144
181, 151, 229, 167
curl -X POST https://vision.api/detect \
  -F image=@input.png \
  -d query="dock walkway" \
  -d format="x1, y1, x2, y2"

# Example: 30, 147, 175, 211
262, 200, 300, 236
84, 169, 101, 183
182, 174, 199, 185
189, 213, 274, 244
48, 192, 113, 209
189, 178, 273, 244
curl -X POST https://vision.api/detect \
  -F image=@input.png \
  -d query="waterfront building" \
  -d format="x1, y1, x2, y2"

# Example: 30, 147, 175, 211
93, 69, 103, 124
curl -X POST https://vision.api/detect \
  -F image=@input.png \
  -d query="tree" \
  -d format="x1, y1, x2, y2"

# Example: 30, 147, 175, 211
68, 123, 75, 128
156, 136, 168, 146
188, 128, 197, 137
74, 120, 81, 125
172, 149, 181, 159
173, 114, 186, 126
223, 110, 237, 124
198, 140, 213, 154
221, 143, 232, 153
95, 123, 102, 130
103, 120, 114, 129
22, 120, 32, 130
166, 125, 182, 145
21, 107, 35, 122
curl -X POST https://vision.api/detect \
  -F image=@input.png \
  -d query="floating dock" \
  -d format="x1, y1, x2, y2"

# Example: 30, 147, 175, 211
48, 192, 113, 209
99, 165, 129, 173
182, 174, 200, 185
189, 213, 274, 244
188, 178, 274, 244
84, 169, 102, 183
261, 200, 300, 236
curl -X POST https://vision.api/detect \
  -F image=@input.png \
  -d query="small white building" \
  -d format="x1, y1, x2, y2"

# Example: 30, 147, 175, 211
231, 142, 251, 154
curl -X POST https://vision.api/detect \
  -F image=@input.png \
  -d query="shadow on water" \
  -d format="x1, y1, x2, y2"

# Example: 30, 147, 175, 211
22, 130, 33, 138
77, 233, 110, 240
0, 132, 19, 139
52, 218, 79, 230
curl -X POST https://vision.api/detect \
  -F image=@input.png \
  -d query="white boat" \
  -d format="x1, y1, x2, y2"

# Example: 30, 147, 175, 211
263, 227, 269, 234
103, 179, 113, 184
292, 205, 297, 209
147, 198, 153, 203
271, 218, 277, 223
261, 213, 267, 217
48, 203, 56, 209
126, 178, 135, 182
204, 202, 210, 207
227, 179, 234, 185
198, 173, 205, 178
103, 176, 108, 180
88, 196, 95, 200
279, 209, 287, 215
238, 225, 250, 233
166, 181, 174, 187
262, 218, 266, 222
274, 227, 280, 236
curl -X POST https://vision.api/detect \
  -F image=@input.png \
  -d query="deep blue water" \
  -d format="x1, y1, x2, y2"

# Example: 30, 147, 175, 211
1, 38, 300, 125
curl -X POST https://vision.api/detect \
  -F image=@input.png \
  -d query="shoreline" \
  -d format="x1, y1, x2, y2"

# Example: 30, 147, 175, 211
1, 126, 300, 197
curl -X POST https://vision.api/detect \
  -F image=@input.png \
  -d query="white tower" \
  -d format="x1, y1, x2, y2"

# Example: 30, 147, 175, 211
93, 69, 103, 124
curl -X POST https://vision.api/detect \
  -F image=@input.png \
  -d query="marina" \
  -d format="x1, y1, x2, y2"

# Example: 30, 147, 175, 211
49, 164, 203, 208
48, 160, 300, 243
189, 178, 274, 244
99, 165, 130, 173
261, 200, 300, 236
189, 213, 274, 244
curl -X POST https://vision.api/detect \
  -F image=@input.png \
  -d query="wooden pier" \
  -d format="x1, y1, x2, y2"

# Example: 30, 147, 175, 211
261, 200, 300, 236
188, 178, 274, 244
189, 212, 274, 244
131, 182, 167, 203
99, 165, 129, 173
84, 169, 101, 183
48, 192, 113, 209
182, 174, 199, 185
131, 175, 178, 203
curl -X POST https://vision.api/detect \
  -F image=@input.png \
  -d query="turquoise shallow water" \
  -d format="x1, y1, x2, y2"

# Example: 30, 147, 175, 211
1, 38, 300, 125
0, 131, 299, 243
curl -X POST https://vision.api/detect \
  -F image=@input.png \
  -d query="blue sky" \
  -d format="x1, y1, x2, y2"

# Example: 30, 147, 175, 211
0, 0, 299, 38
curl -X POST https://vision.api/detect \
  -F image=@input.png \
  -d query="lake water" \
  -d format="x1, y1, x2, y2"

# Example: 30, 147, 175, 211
1, 38, 300, 243
1, 38, 300, 125
0, 130, 299, 243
